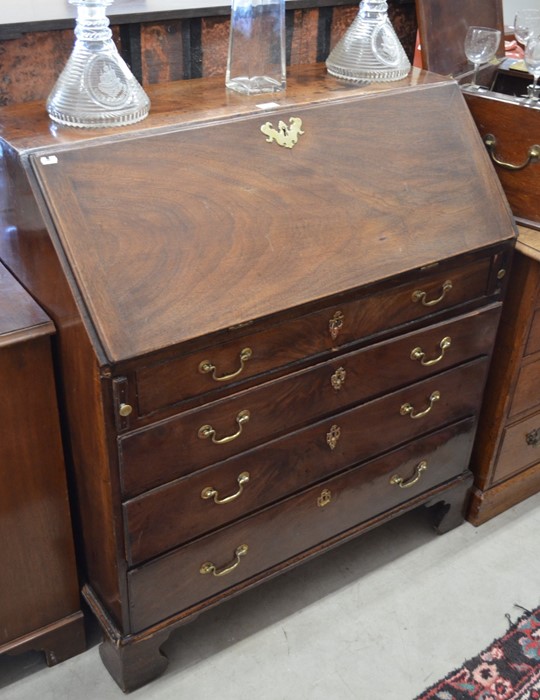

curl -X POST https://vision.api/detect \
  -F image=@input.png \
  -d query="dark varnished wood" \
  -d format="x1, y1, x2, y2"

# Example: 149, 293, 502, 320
0, 263, 85, 664
470, 229, 540, 523
0, 67, 515, 689
127, 422, 476, 631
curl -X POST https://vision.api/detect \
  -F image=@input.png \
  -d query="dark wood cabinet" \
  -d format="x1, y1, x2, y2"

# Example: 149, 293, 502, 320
0, 65, 514, 690
469, 227, 540, 523
0, 263, 85, 665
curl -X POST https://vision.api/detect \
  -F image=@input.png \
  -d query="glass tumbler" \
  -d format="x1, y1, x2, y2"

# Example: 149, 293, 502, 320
226, 0, 286, 95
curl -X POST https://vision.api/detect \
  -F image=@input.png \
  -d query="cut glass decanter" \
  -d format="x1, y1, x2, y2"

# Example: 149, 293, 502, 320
326, 0, 411, 83
46, 0, 150, 128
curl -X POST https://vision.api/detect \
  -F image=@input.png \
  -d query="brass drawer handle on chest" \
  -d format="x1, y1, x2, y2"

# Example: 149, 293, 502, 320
389, 460, 428, 489
201, 471, 250, 504
411, 281, 452, 307
400, 391, 440, 419
198, 409, 250, 444
200, 544, 248, 577
410, 337, 451, 367
526, 428, 540, 447
198, 348, 253, 382
484, 134, 540, 171
326, 424, 341, 450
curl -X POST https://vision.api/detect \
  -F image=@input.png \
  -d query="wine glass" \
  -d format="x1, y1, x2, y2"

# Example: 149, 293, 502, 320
524, 34, 540, 103
463, 26, 502, 92
514, 9, 540, 47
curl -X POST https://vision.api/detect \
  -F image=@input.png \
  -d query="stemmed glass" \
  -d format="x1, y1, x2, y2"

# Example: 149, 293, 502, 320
463, 26, 502, 92
524, 34, 540, 103
514, 9, 540, 47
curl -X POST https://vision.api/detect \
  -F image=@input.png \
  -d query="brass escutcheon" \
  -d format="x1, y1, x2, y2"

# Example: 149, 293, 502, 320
198, 409, 250, 444
390, 460, 428, 489
411, 281, 452, 307
326, 424, 341, 450
317, 489, 332, 507
201, 471, 250, 504
260, 117, 304, 149
410, 337, 451, 367
331, 367, 347, 391
200, 544, 248, 577
199, 348, 252, 382
329, 311, 344, 341
400, 391, 440, 419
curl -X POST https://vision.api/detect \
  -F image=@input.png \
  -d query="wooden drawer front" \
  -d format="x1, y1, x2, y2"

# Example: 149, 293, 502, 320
525, 309, 540, 357
119, 309, 497, 497
494, 411, 540, 484
464, 93, 540, 224
134, 256, 493, 416
509, 356, 540, 419
123, 359, 487, 564
127, 419, 474, 631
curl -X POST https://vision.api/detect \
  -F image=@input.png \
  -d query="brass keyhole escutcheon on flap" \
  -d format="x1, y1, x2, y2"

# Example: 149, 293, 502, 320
329, 311, 344, 341
331, 367, 347, 391
260, 117, 304, 149
390, 460, 428, 489
198, 409, 250, 444
201, 471, 250, 504
317, 489, 332, 507
199, 348, 253, 382
400, 391, 440, 419
410, 337, 451, 367
326, 424, 341, 450
411, 280, 452, 307
484, 133, 540, 171
200, 544, 248, 577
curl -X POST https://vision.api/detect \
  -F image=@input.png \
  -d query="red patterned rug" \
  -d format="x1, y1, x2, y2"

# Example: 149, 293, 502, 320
415, 605, 540, 700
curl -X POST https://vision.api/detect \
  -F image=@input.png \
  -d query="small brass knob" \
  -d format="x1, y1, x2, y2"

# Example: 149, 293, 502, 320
119, 403, 133, 417
497, 269, 506, 280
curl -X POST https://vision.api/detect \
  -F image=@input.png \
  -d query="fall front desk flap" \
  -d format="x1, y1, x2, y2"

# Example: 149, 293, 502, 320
25, 70, 514, 364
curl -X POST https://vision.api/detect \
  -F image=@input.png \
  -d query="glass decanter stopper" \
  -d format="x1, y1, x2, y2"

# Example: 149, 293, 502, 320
46, 0, 150, 128
226, 0, 286, 95
326, 0, 411, 83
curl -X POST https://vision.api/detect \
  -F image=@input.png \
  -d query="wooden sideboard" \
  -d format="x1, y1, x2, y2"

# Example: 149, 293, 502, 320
0, 262, 85, 665
469, 227, 540, 523
0, 65, 515, 690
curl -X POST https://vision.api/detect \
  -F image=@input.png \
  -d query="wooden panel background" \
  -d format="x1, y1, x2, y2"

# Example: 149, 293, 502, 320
0, 1, 417, 105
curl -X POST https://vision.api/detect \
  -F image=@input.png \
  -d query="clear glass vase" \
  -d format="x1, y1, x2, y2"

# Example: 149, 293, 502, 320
326, 0, 411, 83
46, 0, 150, 128
226, 0, 286, 95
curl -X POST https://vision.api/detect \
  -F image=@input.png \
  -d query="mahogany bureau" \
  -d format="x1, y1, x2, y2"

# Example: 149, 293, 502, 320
0, 65, 515, 690
0, 262, 85, 665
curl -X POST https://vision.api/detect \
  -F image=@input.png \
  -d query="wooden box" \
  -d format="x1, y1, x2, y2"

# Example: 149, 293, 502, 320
416, 0, 540, 228
0, 65, 515, 690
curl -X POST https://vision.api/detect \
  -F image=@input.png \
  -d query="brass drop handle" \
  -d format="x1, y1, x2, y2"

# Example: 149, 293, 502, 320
329, 311, 344, 341
199, 348, 253, 382
400, 391, 440, 419
200, 544, 248, 577
410, 337, 451, 367
198, 409, 250, 444
484, 134, 540, 171
412, 281, 452, 307
390, 460, 428, 489
201, 471, 250, 504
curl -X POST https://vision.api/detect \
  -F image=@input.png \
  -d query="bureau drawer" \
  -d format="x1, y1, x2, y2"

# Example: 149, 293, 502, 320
127, 419, 474, 631
493, 411, 540, 484
134, 255, 494, 416
123, 359, 487, 563
509, 354, 540, 419
119, 309, 498, 497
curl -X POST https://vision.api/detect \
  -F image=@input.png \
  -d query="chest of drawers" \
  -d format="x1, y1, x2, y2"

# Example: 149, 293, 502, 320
0, 65, 515, 690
